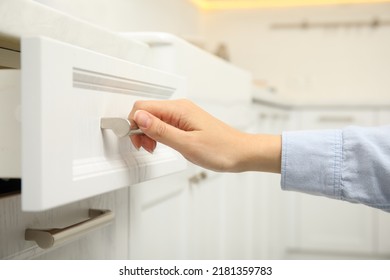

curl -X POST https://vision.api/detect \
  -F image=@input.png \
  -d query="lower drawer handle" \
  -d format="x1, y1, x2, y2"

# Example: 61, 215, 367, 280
318, 116, 354, 123
25, 209, 114, 249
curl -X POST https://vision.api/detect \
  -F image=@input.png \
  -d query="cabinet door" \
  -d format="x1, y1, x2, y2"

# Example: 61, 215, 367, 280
128, 172, 188, 259
287, 109, 377, 256
187, 167, 225, 259
221, 172, 253, 259
18, 37, 186, 211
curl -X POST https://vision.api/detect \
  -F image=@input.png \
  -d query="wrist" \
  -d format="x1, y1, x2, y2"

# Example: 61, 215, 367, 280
235, 133, 282, 173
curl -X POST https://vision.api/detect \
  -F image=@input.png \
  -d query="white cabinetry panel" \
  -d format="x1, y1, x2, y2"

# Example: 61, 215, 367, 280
19, 37, 186, 211
128, 172, 188, 259
187, 167, 225, 259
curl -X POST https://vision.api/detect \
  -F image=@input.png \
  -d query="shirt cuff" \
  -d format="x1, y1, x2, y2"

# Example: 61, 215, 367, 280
281, 129, 343, 200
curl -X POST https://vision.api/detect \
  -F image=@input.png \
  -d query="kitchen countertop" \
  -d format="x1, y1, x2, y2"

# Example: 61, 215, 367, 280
0, 0, 148, 64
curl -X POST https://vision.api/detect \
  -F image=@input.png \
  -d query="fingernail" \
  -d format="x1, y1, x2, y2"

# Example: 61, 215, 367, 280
144, 146, 154, 154
144, 142, 156, 154
134, 110, 151, 129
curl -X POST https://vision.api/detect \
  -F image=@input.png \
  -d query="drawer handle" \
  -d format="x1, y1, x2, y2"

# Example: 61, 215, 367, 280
189, 171, 208, 184
25, 209, 114, 249
318, 116, 355, 123
100, 117, 144, 137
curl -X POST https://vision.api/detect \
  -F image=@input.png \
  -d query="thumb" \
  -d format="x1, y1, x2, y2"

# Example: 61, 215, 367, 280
133, 110, 187, 150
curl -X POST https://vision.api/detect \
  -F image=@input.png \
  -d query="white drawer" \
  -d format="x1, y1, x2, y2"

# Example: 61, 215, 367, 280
0, 37, 186, 211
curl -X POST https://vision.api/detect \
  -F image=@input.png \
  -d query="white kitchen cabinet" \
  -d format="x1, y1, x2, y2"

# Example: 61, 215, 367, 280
0, 48, 132, 259
0, 35, 188, 259
286, 109, 378, 257
0, 37, 186, 211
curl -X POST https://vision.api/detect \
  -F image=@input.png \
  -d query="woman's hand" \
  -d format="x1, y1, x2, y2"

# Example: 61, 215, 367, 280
128, 99, 281, 173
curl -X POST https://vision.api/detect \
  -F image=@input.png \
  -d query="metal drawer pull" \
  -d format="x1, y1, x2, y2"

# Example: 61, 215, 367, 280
318, 116, 354, 123
189, 171, 208, 185
25, 209, 114, 249
100, 117, 144, 137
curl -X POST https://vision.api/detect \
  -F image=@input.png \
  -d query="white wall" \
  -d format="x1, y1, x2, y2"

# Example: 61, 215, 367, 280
200, 3, 390, 103
34, 0, 200, 36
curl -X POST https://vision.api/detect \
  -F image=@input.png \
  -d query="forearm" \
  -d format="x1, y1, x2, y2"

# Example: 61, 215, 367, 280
234, 133, 282, 173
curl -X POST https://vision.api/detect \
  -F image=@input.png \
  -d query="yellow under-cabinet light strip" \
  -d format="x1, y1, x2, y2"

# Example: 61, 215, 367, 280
191, 0, 390, 10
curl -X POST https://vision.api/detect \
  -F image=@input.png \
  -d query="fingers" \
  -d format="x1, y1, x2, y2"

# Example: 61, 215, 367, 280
132, 109, 188, 153
130, 133, 157, 154
129, 99, 185, 125
127, 99, 254, 172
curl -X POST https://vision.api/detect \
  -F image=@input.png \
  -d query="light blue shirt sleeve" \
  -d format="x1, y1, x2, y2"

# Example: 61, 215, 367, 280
281, 125, 390, 212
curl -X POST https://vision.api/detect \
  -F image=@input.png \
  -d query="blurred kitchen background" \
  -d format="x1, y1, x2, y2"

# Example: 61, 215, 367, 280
1, 0, 390, 260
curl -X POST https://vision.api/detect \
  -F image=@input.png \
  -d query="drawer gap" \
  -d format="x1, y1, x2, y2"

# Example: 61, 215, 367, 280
0, 179, 21, 197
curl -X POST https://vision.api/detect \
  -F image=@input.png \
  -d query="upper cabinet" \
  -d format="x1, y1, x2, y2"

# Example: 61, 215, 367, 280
1, 36, 187, 211
121, 33, 252, 102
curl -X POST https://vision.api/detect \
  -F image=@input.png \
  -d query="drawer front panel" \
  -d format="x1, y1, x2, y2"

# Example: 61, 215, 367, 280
21, 37, 186, 211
